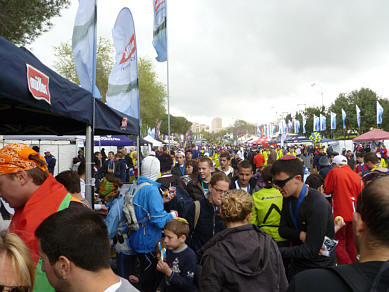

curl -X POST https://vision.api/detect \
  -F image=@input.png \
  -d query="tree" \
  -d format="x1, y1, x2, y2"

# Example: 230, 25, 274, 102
53, 38, 167, 132
226, 120, 256, 138
160, 114, 192, 135
0, 0, 70, 45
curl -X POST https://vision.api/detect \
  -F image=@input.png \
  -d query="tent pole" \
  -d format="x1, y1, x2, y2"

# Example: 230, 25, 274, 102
85, 125, 93, 207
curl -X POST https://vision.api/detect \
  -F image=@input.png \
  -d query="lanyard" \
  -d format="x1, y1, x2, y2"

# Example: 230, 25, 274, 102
236, 180, 250, 193
289, 184, 307, 229
201, 180, 209, 194
179, 165, 185, 176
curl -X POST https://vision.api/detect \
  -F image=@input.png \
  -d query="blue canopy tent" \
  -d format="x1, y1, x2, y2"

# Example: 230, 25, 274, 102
0, 36, 139, 135
94, 135, 135, 146
284, 135, 311, 143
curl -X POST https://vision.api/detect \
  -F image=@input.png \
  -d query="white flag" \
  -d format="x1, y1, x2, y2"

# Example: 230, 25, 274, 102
106, 8, 140, 119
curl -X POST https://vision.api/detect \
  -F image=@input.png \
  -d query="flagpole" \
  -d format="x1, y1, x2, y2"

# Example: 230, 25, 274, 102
166, 0, 171, 152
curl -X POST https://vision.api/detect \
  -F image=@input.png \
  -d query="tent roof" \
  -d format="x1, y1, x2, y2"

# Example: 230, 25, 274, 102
144, 135, 163, 147
0, 37, 139, 135
353, 129, 389, 142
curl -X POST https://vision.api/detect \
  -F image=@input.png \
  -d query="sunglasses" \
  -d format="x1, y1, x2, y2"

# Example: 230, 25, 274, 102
0, 285, 30, 292
273, 175, 295, 188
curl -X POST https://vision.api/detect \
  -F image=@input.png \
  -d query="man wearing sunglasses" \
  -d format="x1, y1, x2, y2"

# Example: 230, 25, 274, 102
271, 156, 336, 279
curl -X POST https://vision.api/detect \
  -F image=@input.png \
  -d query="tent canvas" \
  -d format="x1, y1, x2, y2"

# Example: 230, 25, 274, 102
353, 129, 389, 142
94, 135, 135, 146
144, 135, 163, 147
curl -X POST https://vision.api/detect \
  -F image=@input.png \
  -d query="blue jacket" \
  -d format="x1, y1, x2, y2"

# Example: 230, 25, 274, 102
45, 154, 56, 174
129, 176, 174, 253
105, 194, 133, 255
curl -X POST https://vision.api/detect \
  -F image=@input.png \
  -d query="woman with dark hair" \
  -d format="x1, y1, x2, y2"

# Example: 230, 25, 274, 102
200, 190, 288, 292
250, 166, 287, 246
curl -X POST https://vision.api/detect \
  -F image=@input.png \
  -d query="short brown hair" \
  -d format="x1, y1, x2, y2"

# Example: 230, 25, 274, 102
210, 171, 230, 187
221, 189, 253, 222
198, 157, 213, 168
164, 219, 189, 238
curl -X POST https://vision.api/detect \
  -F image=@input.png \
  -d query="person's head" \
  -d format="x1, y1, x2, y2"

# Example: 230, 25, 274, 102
332, 155, 348, 168
44, 149, 51, 158
163, 218, 189, 250
0, 143, 49, 208
354, 176, 389, 255
108, 151, 114, 160
35, 208, 111, 290
198, 158, 213, 181
77, 161, 86, 177
356, 152, 365, 164
319, 147, 324, 155
208, 172, 230, 207
219, 152, 230, 170
346, 150, 352, 158
221, 190, 253, 225
271, 156, 304, 198
94, 152, 102, 160
120, 147, 127, 155
261, 166, 273, 189
364, 152, 380, 170
159, 153, 173, 173
185, 160, 197, 176
176, 151, 185, 166
305, 174, 324, 193
99, 175, 122, 203
141, 156, 160, 181
31, 146, 40, 153
0, 231, 34, 291
185, 150, 192, 160
319, 156, 330, 168
55, 171, 81, 194
78, 149, 84, 156
237, 160, 253, 188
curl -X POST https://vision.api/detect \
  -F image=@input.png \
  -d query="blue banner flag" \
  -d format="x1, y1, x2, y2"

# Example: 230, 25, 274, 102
330, 112, 336, 130
294, 120, 300, 133
72, 0, 101, 98
356, 105, 361, 128
313, 115, 320, 132
288, 120, 293, 133
106, 8, 140, 120
320, 114, 326, 131
342, 108, 346, 130
302, 116, 306, 134
377, 101, 384, 125
153, 0, 167, 62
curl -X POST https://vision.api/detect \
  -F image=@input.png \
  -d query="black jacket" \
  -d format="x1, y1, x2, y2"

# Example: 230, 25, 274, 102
185, 176, 207, 201
230, 176, 260, 195
171, 164, 186, 178
187, 198, 225, 255
199, 224, 288, 292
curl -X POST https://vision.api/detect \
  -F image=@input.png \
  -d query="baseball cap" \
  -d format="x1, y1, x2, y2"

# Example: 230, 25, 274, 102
44, 149, 50, 153
0, 143, 48, 175
332, 155, 347, 165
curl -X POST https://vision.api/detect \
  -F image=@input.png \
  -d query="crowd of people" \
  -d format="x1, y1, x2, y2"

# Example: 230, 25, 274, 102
0, 141, 389, 291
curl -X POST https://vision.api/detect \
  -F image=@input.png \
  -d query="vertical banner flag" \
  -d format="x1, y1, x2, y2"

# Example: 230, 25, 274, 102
356, 105, 361, 128
260, 127, 264, 137
320, 114, 326, 131
153, 0, 167, 62
72, 0, 101, 98
342, 108, 346, 130
264, 125, 268, 137
313, 115, 320, 132
278, 121, 283, 134
377, 101, 384, 125
106, 8, 140, 119
302, 116, 306, 134
288, 120, 293, 133
256, 125, 261, 137
294, 120, 300, 134
330, 112, 336, 130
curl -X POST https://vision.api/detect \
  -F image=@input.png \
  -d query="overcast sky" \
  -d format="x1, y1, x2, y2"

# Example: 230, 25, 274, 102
29, 0, 389, 128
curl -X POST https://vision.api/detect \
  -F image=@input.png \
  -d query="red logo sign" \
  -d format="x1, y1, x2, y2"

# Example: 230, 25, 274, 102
26, 64, 51, 104
154, 0, 166, 12
121, 117, 128, 130
119, 34, 136, 65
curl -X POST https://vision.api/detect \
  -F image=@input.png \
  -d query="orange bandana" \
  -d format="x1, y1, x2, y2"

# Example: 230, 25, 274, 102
0, 143, 48, 175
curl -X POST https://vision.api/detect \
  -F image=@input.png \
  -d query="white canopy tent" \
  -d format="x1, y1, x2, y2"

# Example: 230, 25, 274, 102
144, 135, 163, 147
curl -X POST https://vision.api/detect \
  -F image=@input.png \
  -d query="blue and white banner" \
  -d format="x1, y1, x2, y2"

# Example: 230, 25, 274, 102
342, 108, 346, 130
313, 115, 320, 132
106, 8, 140, 119
330, 112, 336, 130
302, 116, 306, 134
288, 120, 293, 133
152, 0, 167, 62
72, 0, 100, 98
356, 105, 361, 128
294, 120, 300, 134
320, 114, 326, 131
377, 101, 384, 125
256, 125, 261, 137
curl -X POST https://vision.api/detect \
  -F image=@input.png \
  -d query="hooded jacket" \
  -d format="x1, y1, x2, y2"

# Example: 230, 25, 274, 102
199, 224, 288, 292
230, 176, 260, 195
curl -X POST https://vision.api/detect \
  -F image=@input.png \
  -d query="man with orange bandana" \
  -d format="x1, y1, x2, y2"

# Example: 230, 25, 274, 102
0, 143, 83, 292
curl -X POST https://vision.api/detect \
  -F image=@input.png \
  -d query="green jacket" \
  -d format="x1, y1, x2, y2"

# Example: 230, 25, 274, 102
250, 187, 286, 242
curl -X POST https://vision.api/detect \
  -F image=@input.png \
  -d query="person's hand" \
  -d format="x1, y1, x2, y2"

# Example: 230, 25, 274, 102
129, 275, 139, 284
156, 260, 172, 276
163, 195, 173, 204
299, 231, 307, 243
100, 205, 108, 211
334, 216, 346, 233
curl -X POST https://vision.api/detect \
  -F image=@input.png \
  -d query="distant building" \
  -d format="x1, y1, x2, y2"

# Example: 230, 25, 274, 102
191, 122, 210, 133
211, 117, 223, 133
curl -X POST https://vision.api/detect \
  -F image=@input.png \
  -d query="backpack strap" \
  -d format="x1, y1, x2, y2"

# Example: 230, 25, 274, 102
193, 200, 201, 230
328, 264, 370, 292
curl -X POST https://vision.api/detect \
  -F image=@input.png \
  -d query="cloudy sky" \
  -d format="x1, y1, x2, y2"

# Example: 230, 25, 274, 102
29, 0, 389, 128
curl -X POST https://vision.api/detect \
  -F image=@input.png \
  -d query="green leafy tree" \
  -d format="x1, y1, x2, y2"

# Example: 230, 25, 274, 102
160, 114, 192, 135
226, 120, 256, 137
53, 38, 167, 132
0, 0, 70, 45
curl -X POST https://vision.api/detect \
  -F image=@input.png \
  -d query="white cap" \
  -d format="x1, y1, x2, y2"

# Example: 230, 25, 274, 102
44, 149, 50, 153
332, 155, 347, 165
148, 151, 156, 156
141, 156, 160, 181
176, 151, 185, 157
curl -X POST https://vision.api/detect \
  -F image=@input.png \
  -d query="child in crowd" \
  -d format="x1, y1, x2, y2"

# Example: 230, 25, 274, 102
156, 218, 197, 292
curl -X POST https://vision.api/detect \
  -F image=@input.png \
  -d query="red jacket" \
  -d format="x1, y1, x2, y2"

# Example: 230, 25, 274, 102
253, 153, 265, 168
324, 165, 362, 221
